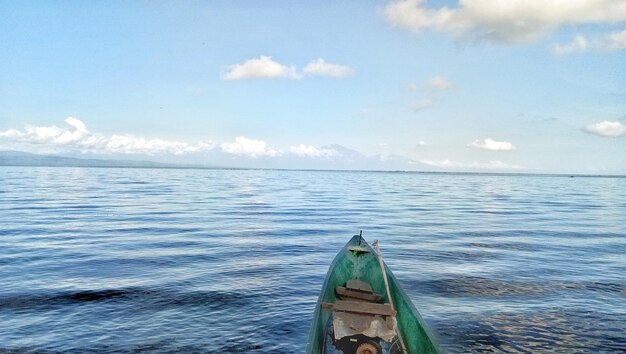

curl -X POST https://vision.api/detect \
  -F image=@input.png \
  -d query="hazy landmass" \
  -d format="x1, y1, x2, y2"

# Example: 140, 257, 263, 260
0, 148, 432, 172
0, 151, 203, 169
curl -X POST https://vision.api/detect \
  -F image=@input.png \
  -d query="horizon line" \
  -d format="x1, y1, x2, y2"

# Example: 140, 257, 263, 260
1, 150, 624, 179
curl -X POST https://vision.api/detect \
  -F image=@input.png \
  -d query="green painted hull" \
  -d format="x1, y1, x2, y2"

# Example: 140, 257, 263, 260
306, 236, 442, 354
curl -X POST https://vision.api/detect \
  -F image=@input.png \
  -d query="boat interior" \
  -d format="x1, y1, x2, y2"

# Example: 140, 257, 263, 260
321, 278, 404, 354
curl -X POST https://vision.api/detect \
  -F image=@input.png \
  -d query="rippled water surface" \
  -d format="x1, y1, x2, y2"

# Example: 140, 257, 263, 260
1, 167, 625, 353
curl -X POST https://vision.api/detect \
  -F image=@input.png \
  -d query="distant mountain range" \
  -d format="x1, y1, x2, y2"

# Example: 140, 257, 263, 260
4, 150, 617, 176
0, 151, 205, 169
0, 148, 429, 171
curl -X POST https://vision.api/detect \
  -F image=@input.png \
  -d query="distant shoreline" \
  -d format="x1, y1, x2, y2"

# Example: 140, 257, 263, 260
1, 162, 623, 179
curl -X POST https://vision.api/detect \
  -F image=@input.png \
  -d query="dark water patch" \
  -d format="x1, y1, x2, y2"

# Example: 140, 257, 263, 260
0, 289, 143, 310
67, 289, 130, 302
56, 204, 102, 210
412, 276, 626, 299
407, 276, 549, 297
7, 205, 55, 211
402, 206, 431, 212
0, 288, 253, 311
559, 281, 626, 296
0, 228, 64, 236
115, 180, 150, 185
211, 341, 267, 353
142, 210, 177, 216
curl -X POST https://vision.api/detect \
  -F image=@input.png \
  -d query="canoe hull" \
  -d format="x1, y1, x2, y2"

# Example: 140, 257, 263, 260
306, 235, 441, 354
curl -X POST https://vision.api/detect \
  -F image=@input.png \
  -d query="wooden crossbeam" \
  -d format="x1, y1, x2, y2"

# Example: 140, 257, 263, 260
321, 300, 396, 317
345, 279, 373, 293
336, 287, 382, 302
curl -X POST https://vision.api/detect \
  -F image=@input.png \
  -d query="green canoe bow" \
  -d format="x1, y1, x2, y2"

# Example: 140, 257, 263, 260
306, 235, 442, 354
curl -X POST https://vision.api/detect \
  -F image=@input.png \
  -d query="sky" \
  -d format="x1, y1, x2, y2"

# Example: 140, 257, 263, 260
1, 0, 625, 174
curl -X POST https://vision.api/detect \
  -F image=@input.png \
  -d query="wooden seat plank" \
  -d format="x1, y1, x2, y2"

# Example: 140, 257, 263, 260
336, 287, 382, 302
346, 279, 373, 293
321, 300, 396, 317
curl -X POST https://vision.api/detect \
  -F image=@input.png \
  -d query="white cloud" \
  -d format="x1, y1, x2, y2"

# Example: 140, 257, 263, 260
0, 117, 94, 146
468, 138, 515, 151
220, 136, 281, 157
56, 117, 89, 143
105, 135, 214, 155
553, 29, 626, 54
608, 29, 626, 49
222, 56, 300, 80
553, 35, 590, 54
417, 140, 427, 147
428, 76, 454, 90
222, 56, 354, 81
414, 98, 434, 112
420, 158, 523, 170
0, 117, 214, 155
289, 144, 339, 158
584, 120, 626, 137
384, 0, 626, 43
303, 59, 353, 78
0, 129, 24, 139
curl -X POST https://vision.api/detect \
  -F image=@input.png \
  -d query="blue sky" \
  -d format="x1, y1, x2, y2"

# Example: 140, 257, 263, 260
1, 1, 625, 174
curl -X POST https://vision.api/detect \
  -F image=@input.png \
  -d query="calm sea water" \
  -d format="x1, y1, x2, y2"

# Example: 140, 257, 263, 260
0, 167, 625, 353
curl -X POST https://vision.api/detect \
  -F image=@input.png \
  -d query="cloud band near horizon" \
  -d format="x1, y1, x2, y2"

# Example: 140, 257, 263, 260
0, 117, 346, 159
1, 117, 620, 170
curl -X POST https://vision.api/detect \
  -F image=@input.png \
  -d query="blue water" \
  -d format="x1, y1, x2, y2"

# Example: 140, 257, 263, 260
1, 167, 625, 353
